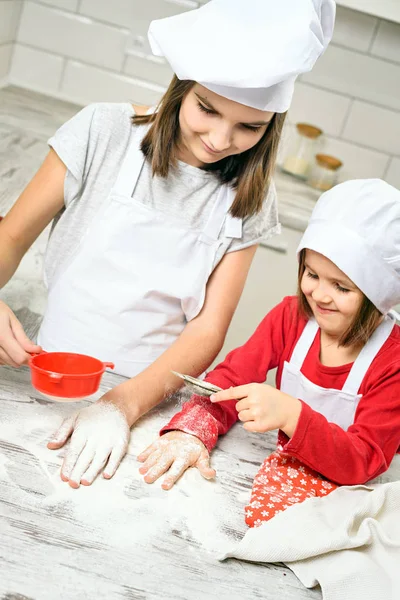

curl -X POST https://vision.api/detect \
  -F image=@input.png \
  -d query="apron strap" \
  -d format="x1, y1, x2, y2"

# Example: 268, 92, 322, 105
201, 184, 242, 242
113, 125, 147, 198
114, 106, 156, 196
288, 318, 319, 370
342, 314, 396, 395
223, 185, 243, 238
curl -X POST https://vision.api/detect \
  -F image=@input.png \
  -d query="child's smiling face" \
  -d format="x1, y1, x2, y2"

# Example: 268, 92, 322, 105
177, 84, 274, 167
301, 250, 364, 338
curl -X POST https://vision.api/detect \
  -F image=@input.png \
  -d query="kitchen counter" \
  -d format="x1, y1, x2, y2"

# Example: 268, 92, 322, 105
0, 363, 317, 600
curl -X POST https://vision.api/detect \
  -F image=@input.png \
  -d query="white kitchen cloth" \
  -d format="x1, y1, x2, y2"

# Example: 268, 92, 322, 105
220, 482, 400, 600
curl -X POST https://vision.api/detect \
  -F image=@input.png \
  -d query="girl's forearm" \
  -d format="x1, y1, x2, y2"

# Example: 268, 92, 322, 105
102, 319, 225, 426
0, 232, 25, 289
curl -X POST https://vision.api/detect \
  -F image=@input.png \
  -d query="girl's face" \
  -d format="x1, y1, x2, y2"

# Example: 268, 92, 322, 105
178, 84, 274, 167
301, 250, 364, 339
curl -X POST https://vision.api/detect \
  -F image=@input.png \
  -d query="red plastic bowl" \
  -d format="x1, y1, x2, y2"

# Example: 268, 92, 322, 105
29, 352, 114, 401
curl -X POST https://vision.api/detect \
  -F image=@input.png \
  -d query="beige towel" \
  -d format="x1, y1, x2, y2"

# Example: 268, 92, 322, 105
220, 482, 400, 600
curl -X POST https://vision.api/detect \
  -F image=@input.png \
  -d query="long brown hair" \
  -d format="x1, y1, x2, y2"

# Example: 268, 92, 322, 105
297, 249, 382, 347
132, 76, 286, 219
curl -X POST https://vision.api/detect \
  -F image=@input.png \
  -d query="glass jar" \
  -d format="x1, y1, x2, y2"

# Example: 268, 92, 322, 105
282, 123, 323, 180
308, 154, 343, 192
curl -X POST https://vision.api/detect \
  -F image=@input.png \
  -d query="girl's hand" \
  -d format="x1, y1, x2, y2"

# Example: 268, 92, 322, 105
47, 401, 130, 488
0, 300, 42, 367
210, 383, 302, 436
138, 431, 215, 490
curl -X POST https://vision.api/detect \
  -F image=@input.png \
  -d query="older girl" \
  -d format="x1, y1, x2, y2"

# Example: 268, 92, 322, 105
0, 0, 334, 486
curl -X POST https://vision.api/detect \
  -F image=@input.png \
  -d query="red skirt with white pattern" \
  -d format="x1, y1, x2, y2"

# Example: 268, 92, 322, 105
245, 449, 338, 528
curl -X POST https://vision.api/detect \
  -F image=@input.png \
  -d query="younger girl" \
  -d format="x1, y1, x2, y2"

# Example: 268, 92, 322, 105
0, 0, 334, 488
139, 179, 400, 526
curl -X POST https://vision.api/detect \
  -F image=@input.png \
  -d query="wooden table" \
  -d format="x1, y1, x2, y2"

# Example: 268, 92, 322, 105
0, 365, 321, 600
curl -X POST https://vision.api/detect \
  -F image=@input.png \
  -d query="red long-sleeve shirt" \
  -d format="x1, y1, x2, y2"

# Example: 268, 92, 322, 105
161, 296, 400, 485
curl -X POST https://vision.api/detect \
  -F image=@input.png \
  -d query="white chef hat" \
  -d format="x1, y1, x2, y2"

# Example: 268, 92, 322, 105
148, 0, 336, 113
297, 179, 400, 315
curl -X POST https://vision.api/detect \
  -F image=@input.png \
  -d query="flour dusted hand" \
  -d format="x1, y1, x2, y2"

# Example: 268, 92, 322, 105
0, 300, 41, 367
48, 401, 130, 488
138, 431, 215, 490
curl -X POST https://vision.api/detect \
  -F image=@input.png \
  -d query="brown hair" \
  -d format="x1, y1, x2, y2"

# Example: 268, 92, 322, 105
297, 249, 382, 348
132, 76, 286, 219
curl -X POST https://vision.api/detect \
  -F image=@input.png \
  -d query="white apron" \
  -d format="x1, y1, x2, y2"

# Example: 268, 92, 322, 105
38, 124, 242, 377
280, 314, 395, 431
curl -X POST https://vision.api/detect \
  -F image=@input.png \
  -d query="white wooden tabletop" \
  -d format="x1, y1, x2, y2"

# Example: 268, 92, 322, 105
0, 364, 321, 600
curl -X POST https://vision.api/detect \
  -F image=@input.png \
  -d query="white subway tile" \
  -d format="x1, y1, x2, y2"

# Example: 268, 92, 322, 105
343, 100, 400, 156
385, 158, 400, 189
18, 2, 129, 71
0, 44, 12, 79
318, 136, 390, 181
124, 51, 173, 87
80, 0, 195, 34
38, 0, 79, 10
371, 20, 400, 64
289, 82, 351, 137
332, 6, 377, 52
302, 45, 400, 112
0, 0, 21, 44
9, 44, 64, 92
61, 60, 165, 106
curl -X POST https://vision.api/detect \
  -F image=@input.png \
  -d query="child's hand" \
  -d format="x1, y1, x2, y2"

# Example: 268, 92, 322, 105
47, 401, 130, 487
138, 431, 215, 490
210, 384, 302, 436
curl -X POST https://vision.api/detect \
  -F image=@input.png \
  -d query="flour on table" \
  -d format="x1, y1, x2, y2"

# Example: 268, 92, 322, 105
0, 398, 247, 557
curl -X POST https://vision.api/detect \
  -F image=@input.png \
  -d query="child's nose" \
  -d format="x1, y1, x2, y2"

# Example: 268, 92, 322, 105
209, 128, 232, 152
312, 285, 332, 304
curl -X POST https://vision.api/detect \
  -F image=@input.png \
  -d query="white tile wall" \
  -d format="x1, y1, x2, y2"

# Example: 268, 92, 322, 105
301, 44, 400, 112
11, 44, 64, 92
80, 0, 196, 36
343, 101, 400, 155
61, 60, 165, 106
1, 1, 399, 187
385, 158, 400, 189
39, 0, 79, 10
289, 82, 351, 137
124, 51, 173, 87
0, 44, 12, 80
371, 19, 400, 63
331, 6, 378, 51
18, 2, 130, 70
0, 0, 22, 84
0, 0, 21, 44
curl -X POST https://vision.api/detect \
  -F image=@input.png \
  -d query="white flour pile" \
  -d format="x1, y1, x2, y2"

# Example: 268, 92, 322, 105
0, 399, 250, 556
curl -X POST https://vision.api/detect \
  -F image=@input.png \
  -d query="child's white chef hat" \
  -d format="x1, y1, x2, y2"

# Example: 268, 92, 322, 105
148, 0, 335, 113
297, 179, 400, 314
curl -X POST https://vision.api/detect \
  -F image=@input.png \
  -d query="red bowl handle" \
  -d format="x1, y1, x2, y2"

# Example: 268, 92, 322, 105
103, 362, 114, 370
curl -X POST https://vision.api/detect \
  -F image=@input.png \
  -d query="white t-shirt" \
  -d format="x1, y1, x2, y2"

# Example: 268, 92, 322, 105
45, 102, 280, 287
